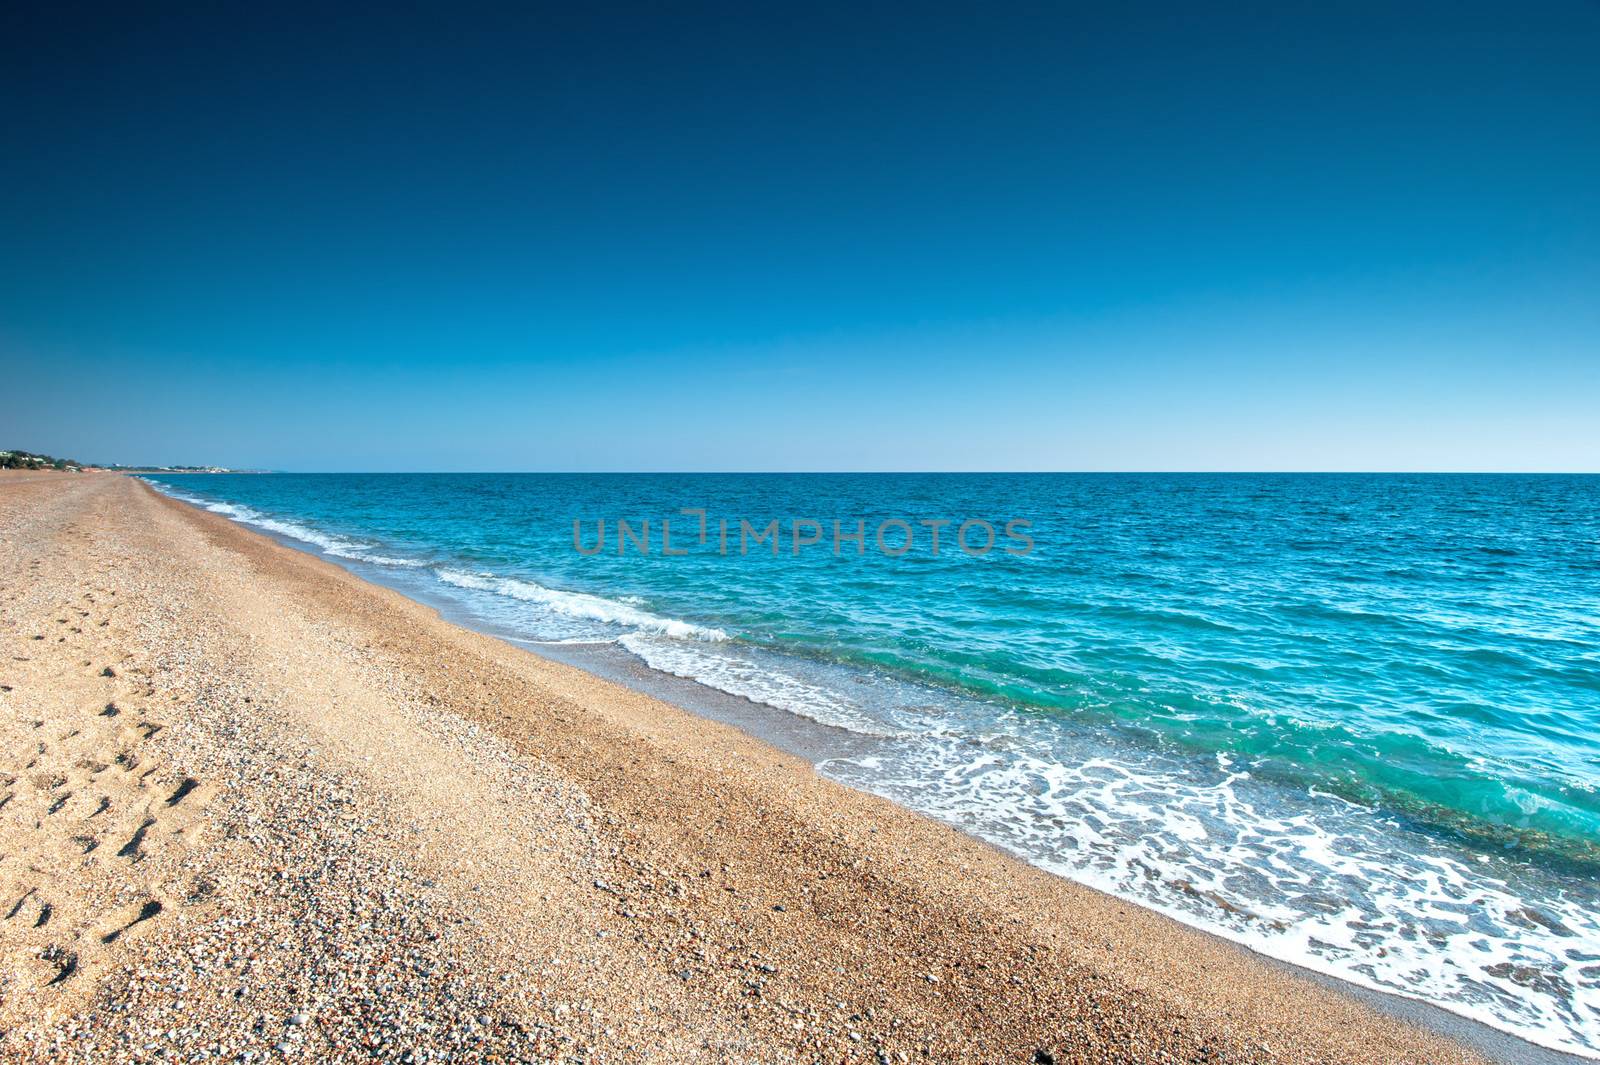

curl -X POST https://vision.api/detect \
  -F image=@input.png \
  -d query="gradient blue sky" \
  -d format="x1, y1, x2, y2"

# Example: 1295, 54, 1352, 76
2, 2, 1597, 471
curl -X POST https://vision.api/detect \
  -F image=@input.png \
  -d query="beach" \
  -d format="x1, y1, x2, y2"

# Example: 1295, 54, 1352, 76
0, 472, 1496, 1064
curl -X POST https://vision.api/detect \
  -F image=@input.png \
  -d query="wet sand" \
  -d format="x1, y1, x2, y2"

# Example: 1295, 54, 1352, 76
0, 472, 1495, 1063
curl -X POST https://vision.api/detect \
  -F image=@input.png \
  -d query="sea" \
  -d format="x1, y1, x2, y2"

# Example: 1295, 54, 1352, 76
143, 472, 1600, 1057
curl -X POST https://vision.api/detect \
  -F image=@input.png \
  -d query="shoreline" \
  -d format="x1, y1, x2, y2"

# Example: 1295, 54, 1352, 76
0, 472, 1550, 1062
148, 478, 1587, 1065
532, 643, 1585, 1065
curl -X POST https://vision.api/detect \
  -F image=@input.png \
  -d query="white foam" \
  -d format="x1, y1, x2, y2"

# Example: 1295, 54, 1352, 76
517, 637, 623, 647
823, 721, 1600, 1058
150, 483, 428, 568
434, 568, 726, 642
618, 633, 903, 737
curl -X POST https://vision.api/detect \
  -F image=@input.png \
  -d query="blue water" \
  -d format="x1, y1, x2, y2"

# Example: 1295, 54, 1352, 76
146, 473, 1600, 1055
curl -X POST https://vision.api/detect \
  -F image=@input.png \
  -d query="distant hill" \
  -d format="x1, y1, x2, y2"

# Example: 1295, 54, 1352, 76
0, 449, 83, 471
2, 450, 256, 473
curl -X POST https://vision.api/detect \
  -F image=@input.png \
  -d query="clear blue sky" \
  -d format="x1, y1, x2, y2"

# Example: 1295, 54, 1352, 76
2, 2, 1596, 471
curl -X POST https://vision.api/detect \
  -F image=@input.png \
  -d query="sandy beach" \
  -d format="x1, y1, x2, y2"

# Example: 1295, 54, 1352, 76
0, 472, 1493, 1064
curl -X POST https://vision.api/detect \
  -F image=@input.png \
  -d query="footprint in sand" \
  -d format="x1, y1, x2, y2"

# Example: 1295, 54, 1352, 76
40, 945, 77, 985
98, 896, 164, 944
116, 817, 155, 861
167, 777, 200, 805
4, 887, 38, 921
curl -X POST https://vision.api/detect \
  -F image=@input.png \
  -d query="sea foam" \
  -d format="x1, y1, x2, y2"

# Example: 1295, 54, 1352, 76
824, 718, 1600, 1057
618, 632, 903, 737
150, 484, 428, 568
433, 568, 726, 642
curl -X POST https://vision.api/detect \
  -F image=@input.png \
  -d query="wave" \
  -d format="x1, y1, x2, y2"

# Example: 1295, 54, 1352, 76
433, 568, 726, 641
515, 637, 623, 647
149, 480, 726, 641
824, 729, 1600, 1058
149, 483, 429, 569
618, 633, 903, 737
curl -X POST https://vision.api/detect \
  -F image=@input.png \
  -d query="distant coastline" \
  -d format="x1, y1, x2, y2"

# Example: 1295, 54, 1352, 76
0, 448, 266, 475
106, 466, 272, 475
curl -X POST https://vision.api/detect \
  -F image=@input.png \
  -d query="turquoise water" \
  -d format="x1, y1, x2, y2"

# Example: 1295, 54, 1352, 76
147, 473, 1600, 1055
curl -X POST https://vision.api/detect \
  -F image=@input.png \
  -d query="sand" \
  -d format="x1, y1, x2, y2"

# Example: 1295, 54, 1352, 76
0, 472, 1490, 1064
